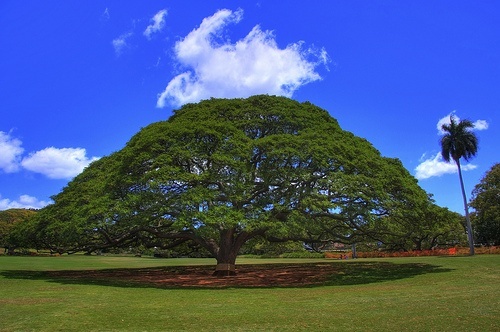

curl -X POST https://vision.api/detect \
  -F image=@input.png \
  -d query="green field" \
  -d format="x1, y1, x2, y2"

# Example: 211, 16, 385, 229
1, 255, 499, 331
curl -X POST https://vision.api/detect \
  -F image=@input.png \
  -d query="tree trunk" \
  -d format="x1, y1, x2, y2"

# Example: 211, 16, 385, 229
212, 228, 241, 277
208, 228, 265, 277
429, 236, 439, 250
213, 252, 238, 277
456, 160, 475, 255
414, 239, 422, 251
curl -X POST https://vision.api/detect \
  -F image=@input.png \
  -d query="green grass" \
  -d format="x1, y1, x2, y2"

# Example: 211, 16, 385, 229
1, 255, 499, 331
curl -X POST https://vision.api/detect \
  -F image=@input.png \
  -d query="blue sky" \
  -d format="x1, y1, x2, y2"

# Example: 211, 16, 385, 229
1, 1, 498, 214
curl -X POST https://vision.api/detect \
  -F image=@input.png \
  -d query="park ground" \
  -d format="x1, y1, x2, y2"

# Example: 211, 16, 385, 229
0, 254, 499, 331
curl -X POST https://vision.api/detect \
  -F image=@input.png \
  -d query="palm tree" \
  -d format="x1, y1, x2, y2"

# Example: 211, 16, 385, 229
440, 115, 478, 255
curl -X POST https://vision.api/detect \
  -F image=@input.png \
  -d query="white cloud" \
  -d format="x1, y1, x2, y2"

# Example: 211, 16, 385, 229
0, 131, 24, 173
144, 9, 168, 39
21, 147, 99, 180
157, 8, 329, 108
473, 119, 489, 131
437, 111, 489, 134
415, 152, 477, 180
101, 7, 110, 21
0, 194, 51, 211
436, 112, 456, 135
112, 32, 133, 56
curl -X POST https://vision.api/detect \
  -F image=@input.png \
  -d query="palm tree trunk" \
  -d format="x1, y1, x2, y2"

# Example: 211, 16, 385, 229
456, 159, 475, 255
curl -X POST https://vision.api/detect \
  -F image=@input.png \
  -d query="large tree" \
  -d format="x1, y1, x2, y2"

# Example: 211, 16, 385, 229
0, 208, 37, 254
470, 163, 500, 245
31, 95, 429, 275
440, 115, 479, 255
367, 197, 465, 251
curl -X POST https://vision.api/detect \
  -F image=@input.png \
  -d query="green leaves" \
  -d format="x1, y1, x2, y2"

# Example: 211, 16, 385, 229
470, 163, 500, 245
440, 115, 478, 163
26, 95, 430, 259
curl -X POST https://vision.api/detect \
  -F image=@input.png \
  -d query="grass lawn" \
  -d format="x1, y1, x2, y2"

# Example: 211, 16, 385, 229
0, 254, 498, 331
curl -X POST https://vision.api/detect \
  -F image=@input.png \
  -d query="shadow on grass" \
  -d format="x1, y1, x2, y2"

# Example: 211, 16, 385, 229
325, 261, 452, 286
0, 261, 453, 289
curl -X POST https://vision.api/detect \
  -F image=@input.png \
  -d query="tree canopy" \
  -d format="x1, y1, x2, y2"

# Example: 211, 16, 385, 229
0, 208, 37, 253
440, 116, 478, 164
470, 163, 500, 245
29, 95, 430, 274
367, 196, 465, 251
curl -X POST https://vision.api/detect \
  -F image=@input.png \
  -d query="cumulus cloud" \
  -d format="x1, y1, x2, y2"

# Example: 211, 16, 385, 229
415, 152, 477, 180
473, 119, 489, 131
437, 111, 489, 135
0, 194, 50, 211
157, 8, 329, 108
144, 9, 168, 39
112, 32, 133, 56
0, 131, 24, 173
21, 147, 99, 180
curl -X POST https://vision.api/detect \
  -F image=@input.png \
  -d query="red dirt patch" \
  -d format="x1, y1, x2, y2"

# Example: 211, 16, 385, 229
47, 263, 340, 288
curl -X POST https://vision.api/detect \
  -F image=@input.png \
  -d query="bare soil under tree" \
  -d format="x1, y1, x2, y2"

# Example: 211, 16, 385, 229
45, 263, 341, 288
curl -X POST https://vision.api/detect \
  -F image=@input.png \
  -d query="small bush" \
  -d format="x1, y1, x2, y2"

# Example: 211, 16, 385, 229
324, 252, 351, 259
355, 246, 499, 258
